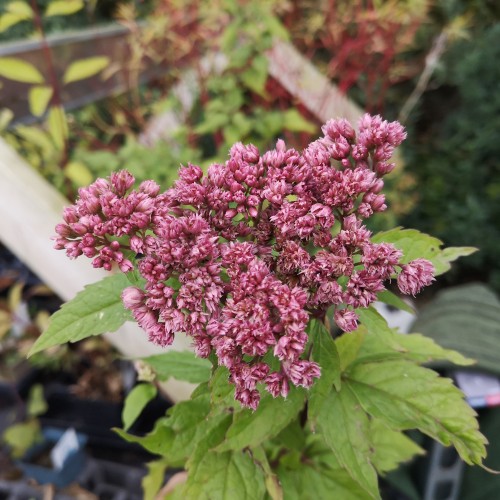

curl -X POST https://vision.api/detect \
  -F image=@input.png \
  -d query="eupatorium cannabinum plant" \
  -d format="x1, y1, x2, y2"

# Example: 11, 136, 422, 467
31, 114, 487, 499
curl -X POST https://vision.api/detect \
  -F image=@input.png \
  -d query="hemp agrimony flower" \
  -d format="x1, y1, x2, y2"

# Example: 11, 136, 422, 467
54, 114, 434, 409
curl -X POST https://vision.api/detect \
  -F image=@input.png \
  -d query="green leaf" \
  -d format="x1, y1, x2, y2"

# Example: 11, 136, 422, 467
63, 56, 109, 84
251, 446, 283, 500
216, 386, 306, 451
142, 460, 168, 500
29, 274, 132, 357
278, 460, 371, 500
27, 384, 48, 417
0, 13, 28, 32
371, 228, 477, 276
141, 350, 212, 384
15, 125, 54, 155
116, 392, 219, 465
193, 113, 229, 135
240, 55, 268, 96
2, 420, 42, 458
316, 387, 380, 499
28, 85, 53, 117
6, 1, 33, 17
45, 0, 84, 17
47, 105, 68, 150
115, 419, 175, 458
122, 383, 157, 431
345, 359, 487, 465
65, 161, 94, 186
335, 327, 367, 371
282, 109, 317, 133
377, 290, 415, 314
369, 419, 424, 474
356, 307, 474, 366
0, 58, 44, 83
308, 319, 341, 423
184, 450, 266, 500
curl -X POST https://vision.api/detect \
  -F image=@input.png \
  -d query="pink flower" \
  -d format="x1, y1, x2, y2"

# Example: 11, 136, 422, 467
335, 309, 359, 332
397, 259, 435, 296
54, 114, 435, 410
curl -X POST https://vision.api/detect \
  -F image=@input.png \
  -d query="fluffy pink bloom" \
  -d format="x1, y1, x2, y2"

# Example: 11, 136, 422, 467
397, 259, 435, 296
54, 115, 438, 410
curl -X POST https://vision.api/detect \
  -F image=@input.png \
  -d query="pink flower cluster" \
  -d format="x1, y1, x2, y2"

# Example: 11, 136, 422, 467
54, 114, 434, 410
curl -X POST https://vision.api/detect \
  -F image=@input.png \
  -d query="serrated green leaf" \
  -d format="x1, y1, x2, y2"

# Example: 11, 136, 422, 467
47, 105, 68, 150
369, 418, 424, 474
0, 57, 44, 83
345, 359, 487, 465
377, 290, 415, 314
29, 274, 132, 357
356, 307, 474, 366
28, 85, 53, 117
335, 327, 367, 371
142, 460, 168, 500
210, 366, 239, 408
184, 450, 266, 500
63, 56, 109, 84
114, 419, 174, 457
122, 383, 157, 431
45, 0, 84, 17
371, 228, 477, 276
141, 350, 211, 384
308, 319, 341, 423
217, 386, 306, 451
316, 387, 380, 499
277, 461, 371, 500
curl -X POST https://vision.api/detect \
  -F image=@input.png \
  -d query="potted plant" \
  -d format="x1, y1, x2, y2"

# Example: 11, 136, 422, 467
29, 114, 489, 499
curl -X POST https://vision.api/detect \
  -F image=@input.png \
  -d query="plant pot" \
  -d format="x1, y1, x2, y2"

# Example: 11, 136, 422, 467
17, 427, 87, 488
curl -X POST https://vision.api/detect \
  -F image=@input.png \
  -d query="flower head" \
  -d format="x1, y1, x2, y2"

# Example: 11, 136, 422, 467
54, 114, 436, 409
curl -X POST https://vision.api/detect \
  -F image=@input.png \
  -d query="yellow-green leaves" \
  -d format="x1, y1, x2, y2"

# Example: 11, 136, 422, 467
47, 105, 68, 150
28, 85, 53, 117
0, 1, 33, 33
63, 56, 110, 85
45, 0, 84, 17
0, 58, 44, 84
64, 160, 94, 186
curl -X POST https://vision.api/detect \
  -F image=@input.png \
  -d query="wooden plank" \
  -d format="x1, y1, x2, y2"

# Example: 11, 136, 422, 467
266, 39, 363, 124
0, 137, 194, 402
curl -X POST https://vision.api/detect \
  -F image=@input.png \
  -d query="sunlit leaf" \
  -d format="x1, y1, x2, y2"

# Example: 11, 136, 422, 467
0, 13, 30, 33
6, 1, 33, 17
63, 56, 109, 84
28, 85, 53, 117
47, 105, 68, 150
65, 161, 94, 186
45, 0, 84, 17
0, 58, 44, 83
